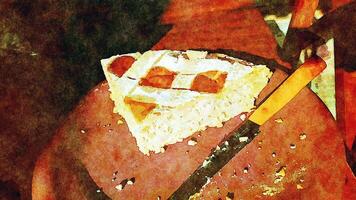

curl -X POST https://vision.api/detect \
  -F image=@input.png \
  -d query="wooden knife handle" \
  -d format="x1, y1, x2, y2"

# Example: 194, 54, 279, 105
250, 56, 326, 125
290, 0, 319, 28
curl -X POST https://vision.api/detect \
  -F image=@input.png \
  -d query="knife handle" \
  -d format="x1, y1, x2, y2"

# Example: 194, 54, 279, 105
249, 56, 326, 125
290, 0, 319, 28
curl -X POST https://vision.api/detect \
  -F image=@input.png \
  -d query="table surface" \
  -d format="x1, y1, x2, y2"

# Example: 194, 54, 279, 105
32, 2, 354, 200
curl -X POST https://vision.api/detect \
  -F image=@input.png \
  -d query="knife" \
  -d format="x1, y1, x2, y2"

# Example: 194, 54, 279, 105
168, 56, 326, 200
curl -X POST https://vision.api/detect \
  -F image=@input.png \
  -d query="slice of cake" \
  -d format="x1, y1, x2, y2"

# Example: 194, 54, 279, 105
101, 50, 272, 155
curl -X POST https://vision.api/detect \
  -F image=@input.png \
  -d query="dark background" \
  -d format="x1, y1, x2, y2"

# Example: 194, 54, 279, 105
0, 1, 170, 199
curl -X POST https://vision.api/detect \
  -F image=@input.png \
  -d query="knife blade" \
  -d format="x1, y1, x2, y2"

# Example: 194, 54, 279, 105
168, 56, 326, 200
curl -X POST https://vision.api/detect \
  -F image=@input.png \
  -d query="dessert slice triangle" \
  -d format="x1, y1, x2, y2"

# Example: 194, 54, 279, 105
101, 50, 272, 155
